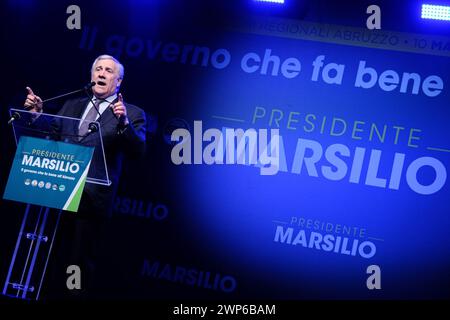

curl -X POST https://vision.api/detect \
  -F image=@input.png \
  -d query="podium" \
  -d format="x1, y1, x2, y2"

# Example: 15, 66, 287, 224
2, 108, 111, 300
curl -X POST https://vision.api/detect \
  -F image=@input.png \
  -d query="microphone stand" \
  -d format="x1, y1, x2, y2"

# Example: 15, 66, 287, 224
77, 89, 126, 142
79, 89, 126, 141
77, 88, 102, 141
8, 82, 96, 125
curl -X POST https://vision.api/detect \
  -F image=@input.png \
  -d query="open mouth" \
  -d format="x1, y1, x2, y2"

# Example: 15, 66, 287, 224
96, 80, 107, 86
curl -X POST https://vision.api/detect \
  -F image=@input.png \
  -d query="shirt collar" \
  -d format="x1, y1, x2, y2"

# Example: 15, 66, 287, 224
94, 93, 117, 104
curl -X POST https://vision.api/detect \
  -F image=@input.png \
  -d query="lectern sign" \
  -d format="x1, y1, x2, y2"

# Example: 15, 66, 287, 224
3, 136, 94, 212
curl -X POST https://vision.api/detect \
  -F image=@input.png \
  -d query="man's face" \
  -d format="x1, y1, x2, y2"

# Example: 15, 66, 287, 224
91, 59, 122, 99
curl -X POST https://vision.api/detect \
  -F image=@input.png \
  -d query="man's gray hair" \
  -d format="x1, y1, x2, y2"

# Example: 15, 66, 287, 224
91, 54, 124, 79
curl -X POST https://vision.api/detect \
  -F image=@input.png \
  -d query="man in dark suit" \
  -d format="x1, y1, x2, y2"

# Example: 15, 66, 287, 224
24, 54, 146, 298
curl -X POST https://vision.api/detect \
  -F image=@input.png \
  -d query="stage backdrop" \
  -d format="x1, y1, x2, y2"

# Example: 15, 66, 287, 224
1, 0, 449, 299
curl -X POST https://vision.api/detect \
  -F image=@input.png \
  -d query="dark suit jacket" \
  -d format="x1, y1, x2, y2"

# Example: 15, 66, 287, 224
53, 96, 146, 217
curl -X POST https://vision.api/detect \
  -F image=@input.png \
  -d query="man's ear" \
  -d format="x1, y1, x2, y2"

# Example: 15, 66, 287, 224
117, 78, 122, 88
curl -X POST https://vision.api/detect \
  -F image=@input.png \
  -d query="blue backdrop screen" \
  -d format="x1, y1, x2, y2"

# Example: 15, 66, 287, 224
168, 18, 450, 299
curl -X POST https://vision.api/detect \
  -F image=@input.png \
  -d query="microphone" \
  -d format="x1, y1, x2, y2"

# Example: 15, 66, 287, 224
8, 82, 97, 124
87, 122, 99, 133
83, 81, 96, 90
78, 121, 99, 142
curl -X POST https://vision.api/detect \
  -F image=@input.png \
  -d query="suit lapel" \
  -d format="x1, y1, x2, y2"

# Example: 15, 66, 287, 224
68, 98, 90, 141
98, 97, 119, 128
76, 97, 90, 118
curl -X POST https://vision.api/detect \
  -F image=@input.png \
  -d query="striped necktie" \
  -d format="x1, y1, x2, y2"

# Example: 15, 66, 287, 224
78, 99, 100, 138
